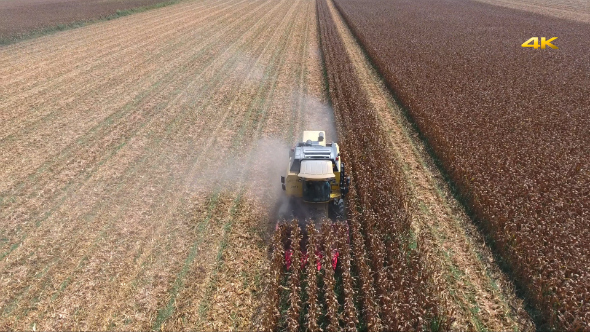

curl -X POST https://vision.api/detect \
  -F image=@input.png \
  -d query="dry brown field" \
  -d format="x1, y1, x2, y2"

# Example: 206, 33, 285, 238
2, 0, 570, 329
0, 0, 332, 329
333, 0, 589, 329
0, 0, 179, 43
472, 0, 590, 23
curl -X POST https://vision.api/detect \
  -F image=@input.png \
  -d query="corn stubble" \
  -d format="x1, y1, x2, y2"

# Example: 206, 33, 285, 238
261, 226, 286, 331
333, 0, 590, 329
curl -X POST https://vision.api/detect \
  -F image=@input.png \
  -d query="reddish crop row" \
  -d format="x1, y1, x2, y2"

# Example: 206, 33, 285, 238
260, 222, 348, 331
332, 0, 590, 329
260, 220, 444, 331
317, 0, 446, 326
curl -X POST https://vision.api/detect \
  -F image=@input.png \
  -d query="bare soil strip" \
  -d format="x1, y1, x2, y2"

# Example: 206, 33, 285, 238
0, 0, 328, 329
325, 0, 535, 330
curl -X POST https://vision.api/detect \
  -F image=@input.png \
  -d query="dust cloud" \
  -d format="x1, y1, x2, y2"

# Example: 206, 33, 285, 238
299, 92, 337, 142
184, 138, 289, 201
183, 90, 337, 199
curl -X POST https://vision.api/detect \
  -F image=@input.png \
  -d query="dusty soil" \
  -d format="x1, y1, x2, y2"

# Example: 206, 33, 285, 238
0, 0, 330, 329
324, 0, 535, 330
471, 0, 589, 23
0, 0, 178, 42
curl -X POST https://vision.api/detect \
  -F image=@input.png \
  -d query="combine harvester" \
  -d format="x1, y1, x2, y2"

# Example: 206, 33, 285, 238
279, 131, 350, 270
280, 131, 350, 220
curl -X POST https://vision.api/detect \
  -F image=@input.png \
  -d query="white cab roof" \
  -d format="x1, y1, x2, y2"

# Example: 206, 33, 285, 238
298, 160, 334, 180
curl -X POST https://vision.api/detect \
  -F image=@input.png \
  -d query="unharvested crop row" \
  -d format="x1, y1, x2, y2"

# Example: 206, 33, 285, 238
333, 0, 590, 329
260, 0, 451, 329
261, 217, 447, 331
315, 0, 445, 327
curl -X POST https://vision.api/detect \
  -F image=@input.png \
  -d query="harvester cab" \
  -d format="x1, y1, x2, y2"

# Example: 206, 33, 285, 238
280, 131, 350, 221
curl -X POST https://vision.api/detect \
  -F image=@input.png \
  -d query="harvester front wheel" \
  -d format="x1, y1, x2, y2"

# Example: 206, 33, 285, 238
329, 199, 346, 221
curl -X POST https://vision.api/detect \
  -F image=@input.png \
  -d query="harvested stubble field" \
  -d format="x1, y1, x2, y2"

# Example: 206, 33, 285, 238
334, 0, 590, 329
0, 0, 333, 329
0, 0, 179, 44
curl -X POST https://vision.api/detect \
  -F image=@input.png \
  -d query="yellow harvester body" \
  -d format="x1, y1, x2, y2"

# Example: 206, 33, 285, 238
281, 131, 349, 220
